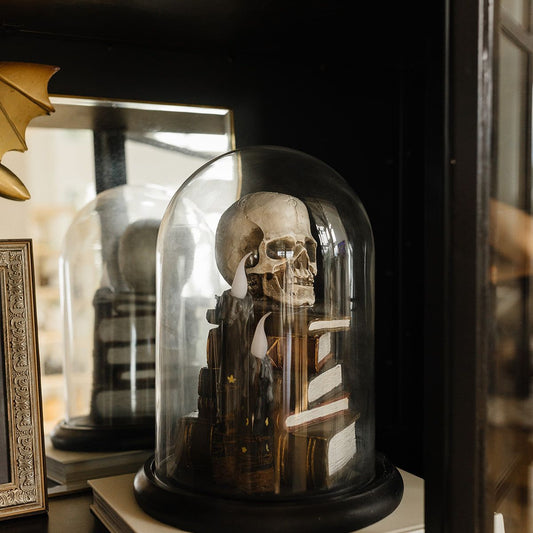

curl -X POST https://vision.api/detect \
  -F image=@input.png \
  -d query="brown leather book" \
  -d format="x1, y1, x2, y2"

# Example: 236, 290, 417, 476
278, 411, 359, 490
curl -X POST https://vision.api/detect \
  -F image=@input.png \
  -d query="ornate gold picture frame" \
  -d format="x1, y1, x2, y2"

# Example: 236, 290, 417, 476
0, 240, 47, 519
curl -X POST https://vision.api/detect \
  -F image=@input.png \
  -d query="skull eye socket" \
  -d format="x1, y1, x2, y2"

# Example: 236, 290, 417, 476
266, 238, 296, 259
305, 238, 317, 263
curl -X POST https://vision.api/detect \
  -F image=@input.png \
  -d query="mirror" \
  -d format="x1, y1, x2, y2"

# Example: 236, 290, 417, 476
0, 96, 234, 486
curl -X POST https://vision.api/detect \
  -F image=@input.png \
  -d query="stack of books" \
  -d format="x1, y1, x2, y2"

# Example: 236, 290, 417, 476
46, 437, 152, 495
172, 311, 359, 493
88, 470, 425, 533
267, 315, 358, 490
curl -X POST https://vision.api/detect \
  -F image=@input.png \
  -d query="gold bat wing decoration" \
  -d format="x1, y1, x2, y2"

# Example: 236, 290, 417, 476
0, 61, 59, 201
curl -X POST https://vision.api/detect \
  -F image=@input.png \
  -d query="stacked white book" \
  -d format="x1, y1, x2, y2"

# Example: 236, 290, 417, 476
46, 437, 152, 495
88, 470, 424, 533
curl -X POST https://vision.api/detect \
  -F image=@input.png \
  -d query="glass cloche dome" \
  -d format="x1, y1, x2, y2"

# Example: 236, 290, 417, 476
134, 146, 403, 531
51, 184, 174, 451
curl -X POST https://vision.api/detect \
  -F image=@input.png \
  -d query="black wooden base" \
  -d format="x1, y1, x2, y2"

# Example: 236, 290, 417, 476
133, 453, 403, 533
50, 417, 155, 452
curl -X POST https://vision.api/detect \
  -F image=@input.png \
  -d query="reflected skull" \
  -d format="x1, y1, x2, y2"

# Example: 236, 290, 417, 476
215, 192, 317, 306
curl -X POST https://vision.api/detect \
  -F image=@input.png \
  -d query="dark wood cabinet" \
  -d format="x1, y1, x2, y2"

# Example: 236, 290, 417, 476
1, 1, 513, 531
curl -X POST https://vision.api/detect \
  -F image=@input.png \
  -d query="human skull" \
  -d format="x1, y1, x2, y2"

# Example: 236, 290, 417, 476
215, 192, 317, 306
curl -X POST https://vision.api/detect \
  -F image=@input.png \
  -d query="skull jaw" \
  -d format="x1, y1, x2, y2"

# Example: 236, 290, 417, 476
262, 272, 315, 307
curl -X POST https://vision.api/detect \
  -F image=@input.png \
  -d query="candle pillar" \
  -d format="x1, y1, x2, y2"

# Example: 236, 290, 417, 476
211, 254, 254, 484
237, 312, 275, 493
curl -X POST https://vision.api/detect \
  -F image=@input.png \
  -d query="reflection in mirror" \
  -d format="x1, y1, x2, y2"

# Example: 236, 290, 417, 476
0, 96, 234, 439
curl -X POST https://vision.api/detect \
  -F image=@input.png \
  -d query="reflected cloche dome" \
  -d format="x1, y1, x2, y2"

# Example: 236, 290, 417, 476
51, 184, 173, 452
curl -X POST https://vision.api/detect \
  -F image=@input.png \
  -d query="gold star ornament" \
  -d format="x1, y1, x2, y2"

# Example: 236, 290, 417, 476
0, 62, 59, 201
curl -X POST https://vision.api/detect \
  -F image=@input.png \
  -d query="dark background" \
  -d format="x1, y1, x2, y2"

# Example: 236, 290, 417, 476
0, 0, 437, 480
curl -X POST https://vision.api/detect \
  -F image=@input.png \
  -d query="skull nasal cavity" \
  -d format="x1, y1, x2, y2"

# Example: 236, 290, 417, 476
293, 246, 309, 267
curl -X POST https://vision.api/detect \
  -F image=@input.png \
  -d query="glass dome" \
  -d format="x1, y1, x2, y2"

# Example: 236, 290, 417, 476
135, 146, 402, 531
51, 184, 174, 451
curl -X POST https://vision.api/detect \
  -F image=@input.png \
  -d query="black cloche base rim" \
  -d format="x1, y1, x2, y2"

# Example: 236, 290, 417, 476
50, 417, 155, 452
133, 452, 404, 533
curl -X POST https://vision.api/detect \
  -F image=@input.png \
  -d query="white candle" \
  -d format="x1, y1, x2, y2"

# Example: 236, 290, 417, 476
251, 312, 271, 359
230, 252, 252, 299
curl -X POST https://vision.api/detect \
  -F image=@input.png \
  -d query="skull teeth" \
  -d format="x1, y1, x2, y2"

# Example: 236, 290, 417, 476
271, 268, 314, 286
293, 268, 313, 283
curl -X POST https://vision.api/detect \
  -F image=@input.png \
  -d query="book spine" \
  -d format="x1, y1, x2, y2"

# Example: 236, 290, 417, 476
278, 431, 329, 490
